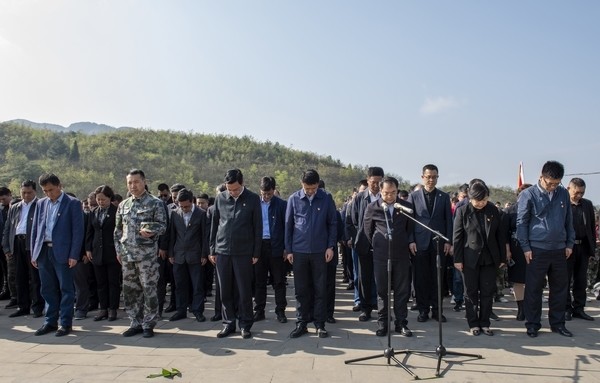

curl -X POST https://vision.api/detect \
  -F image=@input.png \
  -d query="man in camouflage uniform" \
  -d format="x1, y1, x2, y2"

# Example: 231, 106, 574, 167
114, 169, 167, 338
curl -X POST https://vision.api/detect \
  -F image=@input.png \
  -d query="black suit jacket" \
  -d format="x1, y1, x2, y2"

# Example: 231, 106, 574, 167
2, 198, 37, 253
453, 202, 506, 269
348, 190, 378, 256
85, 204, 118, 265
575, 197, 596, 254
363, 198, 415, 262
169, 206, 209, 264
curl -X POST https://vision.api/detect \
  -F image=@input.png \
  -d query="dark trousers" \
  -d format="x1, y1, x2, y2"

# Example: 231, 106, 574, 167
216, 254, 253, 330
414, 241, 442, 314
293, 252, 327, 325
340, 243, 354, 282
374, 258, 410, 327
74, 260, 93, 312
93, 262, 122, 310
203, 262, 215, 295
326, 252, 339, 318
525, 247, 568, 330
357, 250, 376, 311
37, 245, 75, 327
566, 243, 590, 312
253, 240, 287, 314
157, 256, 176, 310
463, 263, 496, 328
173, 261, 205, 314
14, 236, 44, 313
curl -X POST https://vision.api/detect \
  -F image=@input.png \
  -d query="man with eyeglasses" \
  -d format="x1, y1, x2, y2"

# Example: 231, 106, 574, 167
517, 160, 575, 338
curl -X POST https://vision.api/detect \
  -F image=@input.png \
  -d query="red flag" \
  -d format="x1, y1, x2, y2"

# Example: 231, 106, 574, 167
517, 162, 525, 189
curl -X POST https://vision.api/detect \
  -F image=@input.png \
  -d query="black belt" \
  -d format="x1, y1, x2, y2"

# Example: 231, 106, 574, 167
15, 234, 27, 240
574, 239, 583, 245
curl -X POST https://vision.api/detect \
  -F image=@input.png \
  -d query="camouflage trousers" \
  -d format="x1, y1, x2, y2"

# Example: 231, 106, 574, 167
588, 250, 600, 289
122, 258, 160, 329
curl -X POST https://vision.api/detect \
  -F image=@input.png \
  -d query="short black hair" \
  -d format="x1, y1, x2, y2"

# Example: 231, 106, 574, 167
398, 189, 409, 198
0, 187, 11, 196
21, 180, 36, 190
422, 164, 439, 174
260, 176, 276, 191
157, 183, 169, 192
225, 169, 244, 185
367, 167, 384, 178
541, 160, 565, 180
318, 179, 326, 189
379, 176, 399, 189
569, 177, 586, 188
39, 173, 61, 186
177, 188, 194, 202
113, 194, 124, 203
197, 193, 209, 200
128, 169, 146, 179
170, 183, 186, 193
302, 169, 320, 185
358, 179, 368, 188
468, 182, 489, 201
94, 185, 115, 200
216, 183, 227, 193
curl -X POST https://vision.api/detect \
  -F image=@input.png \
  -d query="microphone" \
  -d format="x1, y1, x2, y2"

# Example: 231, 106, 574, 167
393, 202, 413, 214
381, 202, 388, 210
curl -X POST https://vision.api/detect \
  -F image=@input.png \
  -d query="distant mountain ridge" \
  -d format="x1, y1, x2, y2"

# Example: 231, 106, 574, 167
4, 119, 135, 134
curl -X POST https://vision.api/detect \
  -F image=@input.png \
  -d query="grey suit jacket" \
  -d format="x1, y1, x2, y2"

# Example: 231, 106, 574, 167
2, 198, 37, 254
169, 206, 209, 264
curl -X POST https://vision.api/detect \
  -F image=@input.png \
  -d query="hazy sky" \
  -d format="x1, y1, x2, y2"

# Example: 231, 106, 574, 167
2, 1, 600, 202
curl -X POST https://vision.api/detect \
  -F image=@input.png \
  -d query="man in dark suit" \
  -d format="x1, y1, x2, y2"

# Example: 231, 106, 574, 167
407, 164, 453, 323
2, 180, 44, 317
209, 169, 262, 339
565, 178, 596, 321
30, 173, 84, 337
348, 167, 384, 322
253, 176, 288, 323
0, 186, 16, 304
363, 177, 415, 337
168, 188, 209, 322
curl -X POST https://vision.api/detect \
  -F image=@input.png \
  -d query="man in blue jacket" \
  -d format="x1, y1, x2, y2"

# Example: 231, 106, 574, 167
517, 160, 575, 338
285, 169, 337, 339
30, 173, 84, 337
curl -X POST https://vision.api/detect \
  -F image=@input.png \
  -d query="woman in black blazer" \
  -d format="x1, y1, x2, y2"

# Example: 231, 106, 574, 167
453, 181, 506, 336
85, 185, 121, 321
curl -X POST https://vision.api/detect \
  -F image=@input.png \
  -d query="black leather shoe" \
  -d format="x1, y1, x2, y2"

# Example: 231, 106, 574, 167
35, 324, 58, 336
93, 310, 109, 321
358, 311, 371, 322
169, 311, 187, 321
143, 328, 155, 338
346, 282, 354, 290
5, 299, 18, 309
253, 311, 265, 321
551, 326, 573, 337
9, 309, 30, 318
316, 327, 328, 338
33, 311, 44, 318
241, 329, 252, 339
210, 314, 222, 322
217, 325, 236, 338
572, 311, 594, 321
396, 325, 413, 337
326, 317, 336, 324
565, 311, 572, 321
123, 327, 143, 337
108, 309, 117, 321
526, 328, 538, 338
417, 312, 428, 322
276, 312, 287, 323
290, 324, 308, 338
55, 326, 72, 337
352, 305, 361, 312
195, 313, 206, 322
375, 326, 388, 337
164, 304, 176, 313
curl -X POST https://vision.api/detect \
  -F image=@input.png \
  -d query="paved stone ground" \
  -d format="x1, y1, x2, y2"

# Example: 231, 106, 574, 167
0, 271, 599, 383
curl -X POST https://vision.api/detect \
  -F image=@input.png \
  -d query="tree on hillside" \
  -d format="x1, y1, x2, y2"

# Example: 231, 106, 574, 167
69, 139, 80, 162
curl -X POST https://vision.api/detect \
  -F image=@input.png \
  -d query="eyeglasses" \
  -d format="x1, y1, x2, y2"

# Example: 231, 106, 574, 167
541, 177, 561, 188
422, 175, 439, 180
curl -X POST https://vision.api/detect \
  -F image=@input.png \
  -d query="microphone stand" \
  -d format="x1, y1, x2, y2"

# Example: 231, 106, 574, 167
345, 204, 420, 380
398, 210, 482, 377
